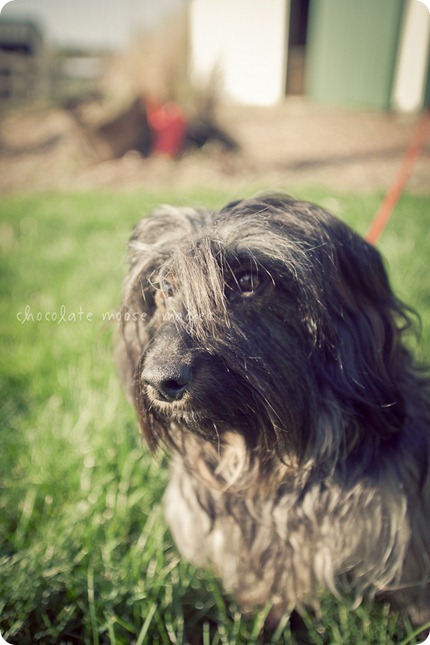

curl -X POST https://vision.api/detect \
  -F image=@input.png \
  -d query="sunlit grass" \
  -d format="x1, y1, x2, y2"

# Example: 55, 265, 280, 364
0, 188, 428, 644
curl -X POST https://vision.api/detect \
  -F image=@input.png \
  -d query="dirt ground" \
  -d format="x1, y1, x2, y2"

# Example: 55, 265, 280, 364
0, 98, 429, 196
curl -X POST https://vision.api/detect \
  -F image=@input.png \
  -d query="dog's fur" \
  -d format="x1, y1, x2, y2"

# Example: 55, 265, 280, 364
119, 195, 430, 631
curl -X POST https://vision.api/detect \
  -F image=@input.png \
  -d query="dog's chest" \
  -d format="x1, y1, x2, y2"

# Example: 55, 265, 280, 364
163, 456, 411, 608
163, 459, 346, 600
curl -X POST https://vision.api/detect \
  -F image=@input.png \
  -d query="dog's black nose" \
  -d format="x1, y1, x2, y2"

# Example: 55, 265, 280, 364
142, 363, 191, 402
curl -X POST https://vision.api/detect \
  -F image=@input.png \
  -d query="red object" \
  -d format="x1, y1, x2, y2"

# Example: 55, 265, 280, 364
366, 110, 430, 245
147, 102, 187, 157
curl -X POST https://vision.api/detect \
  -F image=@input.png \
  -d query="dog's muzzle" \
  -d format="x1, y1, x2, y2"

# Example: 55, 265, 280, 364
141, 362, 191, 403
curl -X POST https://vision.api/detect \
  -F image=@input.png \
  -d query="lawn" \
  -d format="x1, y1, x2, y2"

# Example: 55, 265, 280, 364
0, 188, 429, 644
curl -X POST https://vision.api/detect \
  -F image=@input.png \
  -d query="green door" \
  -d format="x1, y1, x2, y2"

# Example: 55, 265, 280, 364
306, 0, 405, 110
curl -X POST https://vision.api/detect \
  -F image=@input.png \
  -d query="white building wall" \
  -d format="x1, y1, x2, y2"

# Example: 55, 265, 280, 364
391, 0, 430, 113
190, 0, 289, 106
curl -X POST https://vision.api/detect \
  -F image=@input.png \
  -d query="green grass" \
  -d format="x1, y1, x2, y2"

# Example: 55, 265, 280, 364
0, 188, 429, 644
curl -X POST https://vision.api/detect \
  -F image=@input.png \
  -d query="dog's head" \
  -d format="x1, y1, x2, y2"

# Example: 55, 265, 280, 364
120, 196, 414, 476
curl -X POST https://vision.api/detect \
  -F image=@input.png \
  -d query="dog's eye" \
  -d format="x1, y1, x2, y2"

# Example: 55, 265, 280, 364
236, 272, 262, 297
154, 278, 174, 306
160, 278, 174, 299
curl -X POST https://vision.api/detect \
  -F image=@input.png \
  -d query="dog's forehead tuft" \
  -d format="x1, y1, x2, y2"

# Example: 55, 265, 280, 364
130, 205, 211, 251
129, 196, 337, 262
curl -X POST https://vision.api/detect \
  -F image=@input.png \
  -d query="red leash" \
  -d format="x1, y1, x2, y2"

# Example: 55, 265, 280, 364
366, 109, 430, 245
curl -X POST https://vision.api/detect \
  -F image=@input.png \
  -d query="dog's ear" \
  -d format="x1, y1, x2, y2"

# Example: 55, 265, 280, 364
314, 225, 414, 437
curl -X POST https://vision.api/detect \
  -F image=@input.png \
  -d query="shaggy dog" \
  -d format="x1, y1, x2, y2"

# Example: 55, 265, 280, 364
118, 195, 430, 633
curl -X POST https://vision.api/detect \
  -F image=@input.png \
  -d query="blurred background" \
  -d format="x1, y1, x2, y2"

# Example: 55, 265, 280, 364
0, 0, 429, 195
1, 3, 430, 643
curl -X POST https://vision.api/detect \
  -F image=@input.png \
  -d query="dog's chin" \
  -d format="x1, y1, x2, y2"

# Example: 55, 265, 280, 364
144, 386, 190, 419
